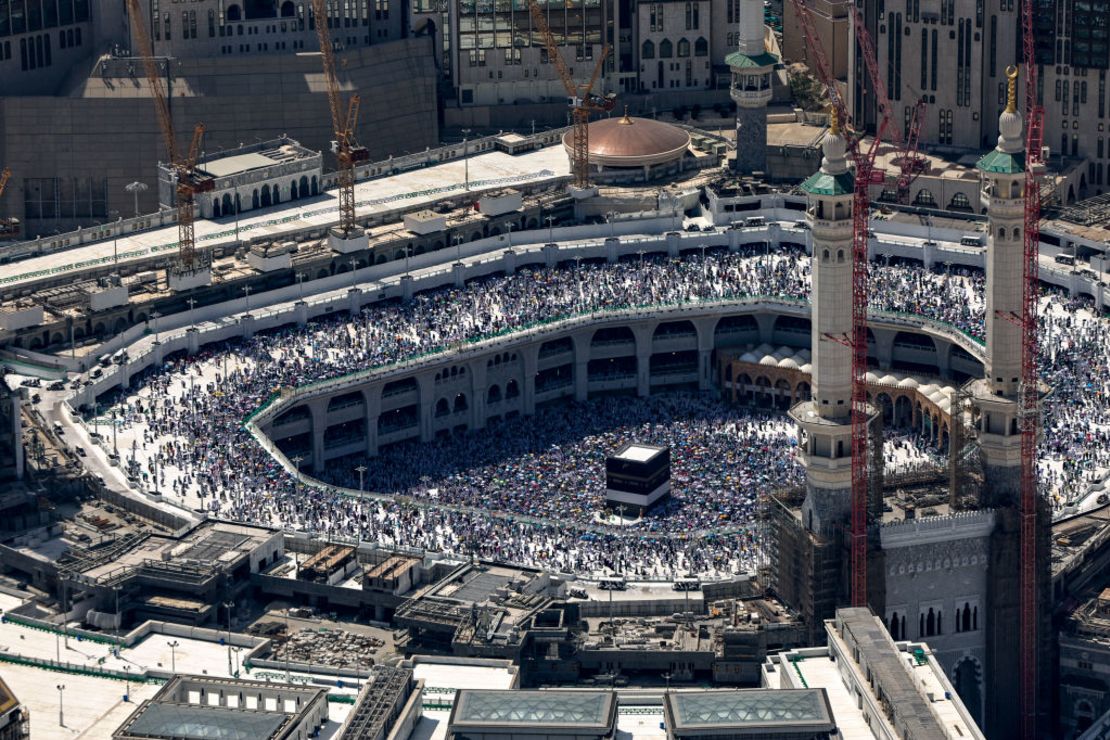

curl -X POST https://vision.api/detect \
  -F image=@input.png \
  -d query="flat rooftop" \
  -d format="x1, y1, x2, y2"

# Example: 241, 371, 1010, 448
612, 443, 666, 463
665, 689, 835, 734
450, 689, 616, 732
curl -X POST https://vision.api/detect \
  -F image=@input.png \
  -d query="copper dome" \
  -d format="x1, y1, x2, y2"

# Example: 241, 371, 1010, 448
563, 114, 691, 167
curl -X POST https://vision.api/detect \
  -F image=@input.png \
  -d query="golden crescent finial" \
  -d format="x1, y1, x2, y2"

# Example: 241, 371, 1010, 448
1005, 65, 1019, 114
828, 103, 840, 136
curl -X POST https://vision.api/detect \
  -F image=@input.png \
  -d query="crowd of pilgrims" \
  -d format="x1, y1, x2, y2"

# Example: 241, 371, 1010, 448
99, 245, 1109, 577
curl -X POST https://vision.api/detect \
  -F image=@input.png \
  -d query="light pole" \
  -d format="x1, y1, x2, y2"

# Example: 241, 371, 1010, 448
123, 665, 131, 700
461, 129, 472, 191
110, 212, 121, 275
546, 215, 556, 243
186, 298, 197, 331
454, 233, 464, 263
505, 222, 514, 249
297, 272, 306, 303
57, 684, 65, 726
125, 181, 147, 218
242, 285, 252, 316
167, 639, 180, 674
355, 464, 367, 493
222, 601, 235, 675
112, 406, 119, 456
606, 211, 616, 239
151, 311, 161, 344
349, 257, 358, 291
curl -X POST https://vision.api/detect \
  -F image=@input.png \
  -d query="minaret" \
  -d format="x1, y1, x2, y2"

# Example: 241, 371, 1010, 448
972, 66, 1051, 739
974, 66, 1026, 506
727, 0, 777, 175
789, 112, 857, 536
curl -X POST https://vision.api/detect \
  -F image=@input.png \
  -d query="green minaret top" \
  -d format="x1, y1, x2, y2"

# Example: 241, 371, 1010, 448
977, 66, 1026, 175
801, 107, 855, 196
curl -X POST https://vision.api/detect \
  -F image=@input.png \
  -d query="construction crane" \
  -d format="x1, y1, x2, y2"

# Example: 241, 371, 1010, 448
125, 0, 212, 271
527, 0, 615, 189
847, 8, 927, 204
894, 97, 927, 204
0, 167, 19, 239
1019, 0, 1046, 728
789, 0, 889, 607
311, 0, 368, 237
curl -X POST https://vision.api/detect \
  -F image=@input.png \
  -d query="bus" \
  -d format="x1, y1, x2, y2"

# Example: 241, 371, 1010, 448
598, 576, 627, 591
673, 577, 701, 591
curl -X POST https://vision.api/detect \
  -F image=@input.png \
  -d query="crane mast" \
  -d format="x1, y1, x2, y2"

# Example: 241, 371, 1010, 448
527, 0, 614, 189
1019, 0, 1045, 731
311, 0, 367, 236
125, 0, 212, 271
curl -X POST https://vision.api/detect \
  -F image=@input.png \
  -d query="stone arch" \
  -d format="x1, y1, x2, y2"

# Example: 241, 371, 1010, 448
949, 192, 972, 212
222, 193, 233, 214
1076, 699, 1097, 735
212, 197, 222, 217
795, 381, 811, 400
505, 379, 520, 398
260, 184, 273, 208
453, 393, 468, 412
291, 180, 299, 199
876, 393, 894, 425
227, 3, 242, 20
280, 0, 295, 15
889, 612, 900, 640
311, 176, 319, 195
487, 384, 502, 404
252, 189, 260, 209
435, 398, 450, 417
113, 317, 128, 333
913, 188, 936, 207
660, 39, 673, 58
375, 254, 388, 264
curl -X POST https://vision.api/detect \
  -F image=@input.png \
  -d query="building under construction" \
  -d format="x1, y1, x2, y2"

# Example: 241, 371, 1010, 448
762, 77, 1054, 739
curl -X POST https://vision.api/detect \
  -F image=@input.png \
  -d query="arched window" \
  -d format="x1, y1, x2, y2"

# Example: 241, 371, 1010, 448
300, 175, 310, 197
212, 198, 221, 217
227, 4, 242, 21
695, 37, 708, 56
660, 39, 673, 58
962, 603, 972, 632
260, 184, 272, 208
291, 180, 299, 199
281, 1, 296, 16
913, 188, 937, 207
926, 608, 936, 636
311, 176, 319, 195
889, 612, 900, 640
948, 192, 972, 211
251, 189, 260, 209
642, 40, 655, 59
222, 193, 233, 214
677, 38, 690, 57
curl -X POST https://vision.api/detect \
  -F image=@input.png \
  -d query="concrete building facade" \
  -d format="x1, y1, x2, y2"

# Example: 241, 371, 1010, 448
0, 39, 438, 236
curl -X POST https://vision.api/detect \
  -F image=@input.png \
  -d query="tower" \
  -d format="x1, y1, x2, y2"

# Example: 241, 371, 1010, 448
971, 67, 1052, 739
789, 116, 857, 539
974, 67, 1027, 507
726, 0, 777, 175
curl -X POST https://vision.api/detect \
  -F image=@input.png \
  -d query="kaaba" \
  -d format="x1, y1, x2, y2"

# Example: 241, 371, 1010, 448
605, 443, 671, 514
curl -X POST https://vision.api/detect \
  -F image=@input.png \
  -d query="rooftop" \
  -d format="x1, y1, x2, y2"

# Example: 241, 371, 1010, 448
613, 443, 666, 463
119, 703, 288, 740
665, 689, 835, 733
449, 689, 616, 731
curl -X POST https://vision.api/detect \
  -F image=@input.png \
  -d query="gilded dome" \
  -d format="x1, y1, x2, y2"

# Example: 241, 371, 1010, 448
562, 114, 691, 167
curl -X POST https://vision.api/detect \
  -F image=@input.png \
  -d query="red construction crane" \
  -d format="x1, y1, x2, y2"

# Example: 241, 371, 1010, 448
1019, 0, 1045, 729
125, 0, 212, 270
527, 0, 615, 189
847, 8, 927, 203
311, 0, 368, 236
788, 0, 890, 607
0, 167, 19, 239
